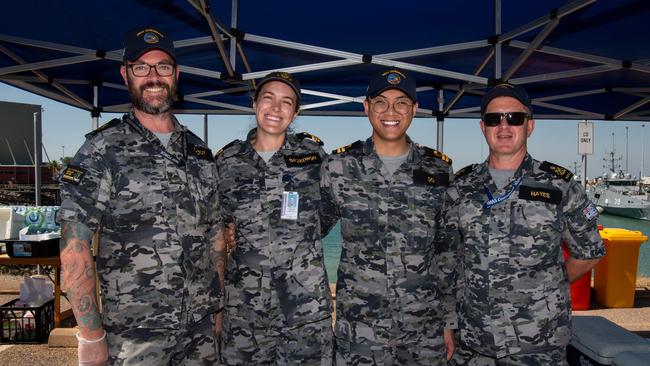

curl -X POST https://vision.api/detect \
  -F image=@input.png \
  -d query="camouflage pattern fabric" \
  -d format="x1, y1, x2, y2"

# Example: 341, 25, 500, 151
447, 153, 605, 359
450, 342, 568, 366
320, 137, 457, 365
107, 313, 218, 366
215, 128, 334, 365
58, 112, 221, 363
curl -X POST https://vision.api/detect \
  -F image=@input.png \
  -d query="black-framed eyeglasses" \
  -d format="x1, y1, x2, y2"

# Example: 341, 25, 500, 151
369, 97, 414, 115
482, 112, 532, 127
127, 63, 176, 77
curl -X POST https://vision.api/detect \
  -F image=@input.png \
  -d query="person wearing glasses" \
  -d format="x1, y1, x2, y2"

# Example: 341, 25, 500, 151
447, 83, 605, 365
214, 72, 334, 365
320, 68, 458, 364
58, 27, 223, 365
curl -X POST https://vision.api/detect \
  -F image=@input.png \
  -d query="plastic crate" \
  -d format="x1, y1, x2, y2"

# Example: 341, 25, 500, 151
0, 298, 54, 343
569, 316, 650, 365
5, 238, 59, 258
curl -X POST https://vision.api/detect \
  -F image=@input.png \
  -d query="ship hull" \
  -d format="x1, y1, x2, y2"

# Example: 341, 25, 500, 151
588, 186, 650, 221
600, 205, 650, 220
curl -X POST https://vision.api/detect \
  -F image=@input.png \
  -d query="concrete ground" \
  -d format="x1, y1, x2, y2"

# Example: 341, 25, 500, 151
574, 277, 650, 336
1, 275, 650, 365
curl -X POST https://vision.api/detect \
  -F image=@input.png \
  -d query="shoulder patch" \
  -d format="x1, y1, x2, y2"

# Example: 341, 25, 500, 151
421, 146, 452, 165
539, 161, 573, 182
582, 202, 599, 221
84, 118, 121, 138
455, 164, 474, 179
60, 165, 86, 185
295, 132, 324, 146
188, 143, 213, 161
332, 140, 363, 155
215, 139, 240, 159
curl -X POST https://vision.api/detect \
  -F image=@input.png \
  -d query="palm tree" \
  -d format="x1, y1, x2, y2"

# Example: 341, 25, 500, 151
48, 160, 61, 178
61, 156, 73, 167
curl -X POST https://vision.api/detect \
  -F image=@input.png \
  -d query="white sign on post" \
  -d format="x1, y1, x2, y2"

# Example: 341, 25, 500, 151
578, 121, 594, 155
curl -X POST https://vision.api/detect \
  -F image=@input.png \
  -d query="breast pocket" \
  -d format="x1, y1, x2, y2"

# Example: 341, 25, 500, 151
408, 185, 444, 240
286, 167, 320, 221
339, 197, 379, 236
509, 200, 561, 266
512, 199, 561, 235
187, 158, 219, 224
111, 175, 163, 230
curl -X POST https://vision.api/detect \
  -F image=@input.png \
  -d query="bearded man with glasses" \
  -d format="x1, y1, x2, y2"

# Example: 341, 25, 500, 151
58, 27, 223, 365
320, 68, 458, 365
447, 83, 605, 365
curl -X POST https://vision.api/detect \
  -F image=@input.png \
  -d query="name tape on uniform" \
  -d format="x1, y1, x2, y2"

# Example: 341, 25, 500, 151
284, 153, 322, 167
518, 185, 562, 204
413, 170, 449, 187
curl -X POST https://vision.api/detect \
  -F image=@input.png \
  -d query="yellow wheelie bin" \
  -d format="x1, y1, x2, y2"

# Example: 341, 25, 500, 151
594, 228, 648, 308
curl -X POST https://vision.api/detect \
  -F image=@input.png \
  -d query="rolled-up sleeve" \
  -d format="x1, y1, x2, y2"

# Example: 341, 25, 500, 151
562, 181, 606, 259
57, 138, 111, 232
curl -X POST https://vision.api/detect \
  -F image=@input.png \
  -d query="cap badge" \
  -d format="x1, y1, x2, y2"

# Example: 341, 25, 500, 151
385, 72, 402, 85
277, 72, 293, 81
143, 31, 160, 44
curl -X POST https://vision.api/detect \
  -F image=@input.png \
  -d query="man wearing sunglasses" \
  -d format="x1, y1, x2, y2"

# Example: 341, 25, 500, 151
448, 83, 605, 365
321, 68, 458, 364
58, 27, 223, 365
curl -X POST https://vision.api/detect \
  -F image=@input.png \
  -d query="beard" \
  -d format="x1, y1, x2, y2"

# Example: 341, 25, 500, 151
127, 74, 177, 115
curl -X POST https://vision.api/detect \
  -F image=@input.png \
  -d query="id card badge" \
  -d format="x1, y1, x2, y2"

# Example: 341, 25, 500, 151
281, 191, 299, 220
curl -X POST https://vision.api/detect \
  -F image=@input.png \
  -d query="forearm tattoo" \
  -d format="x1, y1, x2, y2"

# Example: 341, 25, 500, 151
212, 230, 227, 290
60, 221, 102, 332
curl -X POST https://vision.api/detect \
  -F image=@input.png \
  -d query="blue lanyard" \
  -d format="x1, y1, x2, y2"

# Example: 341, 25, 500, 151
484, 176, 523, 209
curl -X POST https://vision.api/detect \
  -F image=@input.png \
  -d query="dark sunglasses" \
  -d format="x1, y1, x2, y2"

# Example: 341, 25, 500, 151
482, 112, 532, 127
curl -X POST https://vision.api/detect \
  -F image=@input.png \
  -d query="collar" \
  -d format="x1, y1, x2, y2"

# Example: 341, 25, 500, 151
125, 111, 187, 166
363, 135, 417, 161
480, 153, 533, 179
126, 111, 185, 143
246, 128, 306, 154
362, 135, 419, 175
479, 153, 533, 192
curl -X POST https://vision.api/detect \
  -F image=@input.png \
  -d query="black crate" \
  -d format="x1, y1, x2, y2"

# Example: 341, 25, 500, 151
567, 344, 609, 366
0, 299, 54, 343
5, 238, 59, 258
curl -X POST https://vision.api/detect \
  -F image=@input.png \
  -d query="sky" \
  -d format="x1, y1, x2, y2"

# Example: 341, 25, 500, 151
1, 82, 648, 180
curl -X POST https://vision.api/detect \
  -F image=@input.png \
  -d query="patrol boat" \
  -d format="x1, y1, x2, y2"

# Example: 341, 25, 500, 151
588, 171, 650, 220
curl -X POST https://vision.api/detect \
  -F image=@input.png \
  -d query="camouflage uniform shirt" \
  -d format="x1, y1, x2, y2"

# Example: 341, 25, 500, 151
448, 154, 605, 358
215, 129, 333, 347
321, 137, 457, 363
59, 112, 221, 331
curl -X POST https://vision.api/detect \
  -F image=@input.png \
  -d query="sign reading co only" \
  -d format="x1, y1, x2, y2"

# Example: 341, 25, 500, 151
578, 121, 593, 155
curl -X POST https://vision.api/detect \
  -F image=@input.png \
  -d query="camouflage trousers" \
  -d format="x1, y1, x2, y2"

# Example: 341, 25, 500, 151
106, 313, 219, 366
221, 312, 333, 365
449, 343, 568, 366
334, 321, 446, 365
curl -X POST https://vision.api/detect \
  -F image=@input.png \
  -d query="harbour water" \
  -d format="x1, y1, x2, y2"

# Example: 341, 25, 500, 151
322, 214, 650, 284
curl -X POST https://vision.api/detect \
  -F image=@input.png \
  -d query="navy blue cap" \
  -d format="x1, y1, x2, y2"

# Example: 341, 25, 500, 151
123, 27, 176, 63
481, 83, 532, 115
255, 71, 302, 105
366, 68, 417, 101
